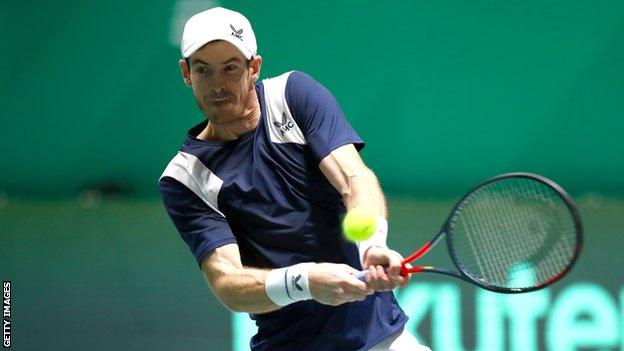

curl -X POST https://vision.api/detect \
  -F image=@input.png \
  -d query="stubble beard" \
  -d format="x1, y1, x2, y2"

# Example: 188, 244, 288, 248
196, 93, 246, 126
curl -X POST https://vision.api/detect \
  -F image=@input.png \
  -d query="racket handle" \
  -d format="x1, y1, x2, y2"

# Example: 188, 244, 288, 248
353, 264, 411, 282
354, 270, 367, 282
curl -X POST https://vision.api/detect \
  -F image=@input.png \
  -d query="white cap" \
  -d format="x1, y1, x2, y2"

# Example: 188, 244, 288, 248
181, 7, 257, 59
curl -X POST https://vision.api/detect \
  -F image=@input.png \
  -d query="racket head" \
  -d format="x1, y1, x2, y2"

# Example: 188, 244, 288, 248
443, 173, 582, 293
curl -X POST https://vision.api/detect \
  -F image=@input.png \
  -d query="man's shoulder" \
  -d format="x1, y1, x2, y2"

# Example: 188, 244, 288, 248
263, 70, 308, 82
262, 71, 329, 110
262, 70, 318, 92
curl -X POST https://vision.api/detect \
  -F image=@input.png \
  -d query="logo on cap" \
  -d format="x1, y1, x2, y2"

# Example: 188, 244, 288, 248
230, 24, 243, 41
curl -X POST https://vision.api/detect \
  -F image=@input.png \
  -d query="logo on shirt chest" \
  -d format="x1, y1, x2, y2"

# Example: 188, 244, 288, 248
273, 112, 295, 136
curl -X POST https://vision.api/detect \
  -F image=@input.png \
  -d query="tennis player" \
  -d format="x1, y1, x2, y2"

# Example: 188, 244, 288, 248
159, 7, 430, 351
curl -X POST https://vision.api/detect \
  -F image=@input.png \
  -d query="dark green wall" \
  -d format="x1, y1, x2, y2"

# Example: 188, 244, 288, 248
2, 1, 623, 197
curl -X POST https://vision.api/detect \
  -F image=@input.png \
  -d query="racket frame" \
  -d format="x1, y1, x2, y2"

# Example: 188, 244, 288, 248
401, 172, 583, 293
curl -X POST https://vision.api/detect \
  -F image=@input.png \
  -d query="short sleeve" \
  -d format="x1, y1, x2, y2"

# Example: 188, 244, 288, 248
285, 71, 365, 162
159, 176, 237, 266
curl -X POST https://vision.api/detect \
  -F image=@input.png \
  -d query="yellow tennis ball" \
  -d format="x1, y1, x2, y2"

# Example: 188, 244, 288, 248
342, 209, 377, 242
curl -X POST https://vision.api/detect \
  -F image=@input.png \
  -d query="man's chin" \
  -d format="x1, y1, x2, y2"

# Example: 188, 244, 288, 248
206, 108, 242, 125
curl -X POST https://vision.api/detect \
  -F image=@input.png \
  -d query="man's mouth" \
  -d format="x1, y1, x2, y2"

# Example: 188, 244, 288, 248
209, 96, 230, 103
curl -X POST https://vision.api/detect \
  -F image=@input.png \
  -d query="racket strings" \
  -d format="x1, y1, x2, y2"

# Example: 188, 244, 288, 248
495, 182, 568, 285
521, 184, 577, 284
451, 178, 577, 289
460, 197, 508, 282
456, 194, 532, 285
459, 186, 535, 284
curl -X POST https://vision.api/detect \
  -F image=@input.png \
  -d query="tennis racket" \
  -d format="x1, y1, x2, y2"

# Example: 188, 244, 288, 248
355, 172, 583, 293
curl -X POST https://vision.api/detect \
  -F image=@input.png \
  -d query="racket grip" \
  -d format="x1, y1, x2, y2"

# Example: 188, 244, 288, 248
354, 270, 367, 282
354, 264, 410, 282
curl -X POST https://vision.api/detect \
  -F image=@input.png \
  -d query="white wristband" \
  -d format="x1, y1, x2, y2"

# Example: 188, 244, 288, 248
357, 215, 389, 265
265, 262, 315, 307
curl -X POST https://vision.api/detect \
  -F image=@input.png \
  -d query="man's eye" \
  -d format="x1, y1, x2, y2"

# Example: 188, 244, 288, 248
225, 65, 237, 72
195, 66, 207, 74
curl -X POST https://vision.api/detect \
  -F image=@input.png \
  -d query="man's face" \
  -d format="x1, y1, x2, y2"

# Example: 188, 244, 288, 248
182, 41, 258, 124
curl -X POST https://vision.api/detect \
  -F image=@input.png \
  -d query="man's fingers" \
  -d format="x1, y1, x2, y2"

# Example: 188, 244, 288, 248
351, 279, 370, 292
341, 269, 371, 296
342, 282, 369, 301
366, 265, 378, 282
361, 248, 414, 292
366, 265, 390, 291
364, 263, 411, 291
386, 252, 403, 276
376, 265, 389, 283
366, 266, 383, 291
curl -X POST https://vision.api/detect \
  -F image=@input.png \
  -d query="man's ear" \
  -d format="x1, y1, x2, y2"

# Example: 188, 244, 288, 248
249, 55, 262, 83
179, 59, 192, 87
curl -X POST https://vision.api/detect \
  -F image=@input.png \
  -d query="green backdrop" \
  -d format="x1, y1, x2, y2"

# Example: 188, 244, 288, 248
2, 0, 623, 197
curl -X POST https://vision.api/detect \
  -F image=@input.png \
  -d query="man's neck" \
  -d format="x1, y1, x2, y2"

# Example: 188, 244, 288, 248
197, 89, 261, 142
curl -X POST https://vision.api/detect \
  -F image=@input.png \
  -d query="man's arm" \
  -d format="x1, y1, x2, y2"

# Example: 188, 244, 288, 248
200, 244, 276, 313
319, 144, 409, 291
161, 170, 373, 314
200, 243, 373, 313
319, 144, 387, 216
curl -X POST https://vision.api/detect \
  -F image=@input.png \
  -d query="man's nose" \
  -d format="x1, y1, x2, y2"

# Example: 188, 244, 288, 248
209, 84, 225, 93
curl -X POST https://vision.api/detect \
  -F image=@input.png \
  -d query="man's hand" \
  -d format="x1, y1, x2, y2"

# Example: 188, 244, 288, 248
362, 246, 409, 291
309, 263, 374, 306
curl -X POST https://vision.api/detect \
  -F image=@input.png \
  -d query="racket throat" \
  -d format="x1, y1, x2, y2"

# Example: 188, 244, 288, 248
400, 242, 432, 276
400, 265, 430, 276
403, 242, 432, 263
400, 233, 445, 276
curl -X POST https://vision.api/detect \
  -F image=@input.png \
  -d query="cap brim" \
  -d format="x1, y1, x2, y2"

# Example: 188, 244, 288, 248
182, 37, 253, 59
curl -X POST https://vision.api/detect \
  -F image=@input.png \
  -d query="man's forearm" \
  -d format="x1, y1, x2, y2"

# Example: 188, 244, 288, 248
202, 262, 280, 314
342, 167, 388, 218
318, 144, 388, 218
204, 262, 369, 314
340, 166, 391, 265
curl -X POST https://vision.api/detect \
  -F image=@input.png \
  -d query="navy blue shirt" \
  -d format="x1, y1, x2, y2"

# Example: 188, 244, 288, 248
159, 71, 407, 351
